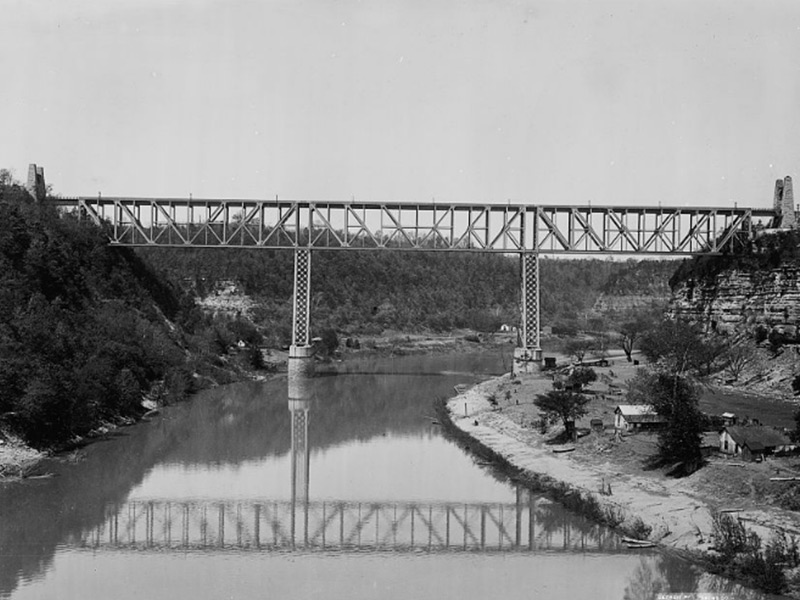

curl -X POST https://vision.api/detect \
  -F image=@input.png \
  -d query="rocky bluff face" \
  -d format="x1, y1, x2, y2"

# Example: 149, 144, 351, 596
671, 262, 800, 337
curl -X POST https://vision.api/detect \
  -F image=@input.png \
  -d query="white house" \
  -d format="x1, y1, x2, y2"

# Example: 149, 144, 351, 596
614, 405, 668, 432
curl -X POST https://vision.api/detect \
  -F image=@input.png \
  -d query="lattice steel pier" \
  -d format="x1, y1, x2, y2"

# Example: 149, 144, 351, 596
514, 253, 542, 371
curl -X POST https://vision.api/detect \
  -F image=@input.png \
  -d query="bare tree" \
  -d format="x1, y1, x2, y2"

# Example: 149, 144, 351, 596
565, 338, 593, 364
723, 343, 756, 381
619, 317, 649, 362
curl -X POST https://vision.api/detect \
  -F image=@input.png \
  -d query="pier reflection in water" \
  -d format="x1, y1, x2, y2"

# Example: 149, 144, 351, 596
77, 371, 621, 555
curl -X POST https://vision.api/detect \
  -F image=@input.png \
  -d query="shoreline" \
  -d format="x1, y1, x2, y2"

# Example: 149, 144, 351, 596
441, 367, 800, 596
0, 365, 278, 484
0, 334, 504, 482
442, 375, 715, 550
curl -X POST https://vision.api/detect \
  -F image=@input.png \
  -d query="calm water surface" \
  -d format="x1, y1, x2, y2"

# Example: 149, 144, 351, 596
0, 353, 780, 599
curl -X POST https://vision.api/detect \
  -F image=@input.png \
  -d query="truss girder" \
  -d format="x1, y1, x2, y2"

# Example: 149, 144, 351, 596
70, 197, 772, 255
76, 499, 626, 554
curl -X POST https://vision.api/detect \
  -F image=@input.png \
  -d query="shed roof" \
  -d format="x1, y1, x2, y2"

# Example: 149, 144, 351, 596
614, 405, 668, 424
723, 426, 793, 450
615, 405, 657, 416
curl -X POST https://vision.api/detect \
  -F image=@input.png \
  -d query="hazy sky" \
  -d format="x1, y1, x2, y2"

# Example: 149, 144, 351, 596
2, 0, 800, 207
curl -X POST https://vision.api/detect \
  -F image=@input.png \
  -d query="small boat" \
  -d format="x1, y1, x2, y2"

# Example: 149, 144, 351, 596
622, 537, 656, 548
552, 447, 575, 454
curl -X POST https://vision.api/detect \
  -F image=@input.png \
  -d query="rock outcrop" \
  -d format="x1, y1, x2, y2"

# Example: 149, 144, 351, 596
671, 262, 800, 337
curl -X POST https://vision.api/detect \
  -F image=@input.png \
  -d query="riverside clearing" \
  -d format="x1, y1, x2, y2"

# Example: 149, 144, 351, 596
446, 355, 800, 555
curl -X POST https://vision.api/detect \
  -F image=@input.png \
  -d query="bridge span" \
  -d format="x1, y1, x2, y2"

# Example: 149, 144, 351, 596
48, 173, 792, 373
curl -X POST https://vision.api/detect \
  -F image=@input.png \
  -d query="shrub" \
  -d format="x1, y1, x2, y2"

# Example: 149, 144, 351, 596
712, 513, 760, 559
566, 367, 597, 391
623, 517, 653, 540
319, 328, 339, 355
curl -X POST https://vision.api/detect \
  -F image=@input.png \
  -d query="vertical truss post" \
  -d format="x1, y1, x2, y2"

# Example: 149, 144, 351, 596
514, 252, 542, 373
289, 247, 314, 374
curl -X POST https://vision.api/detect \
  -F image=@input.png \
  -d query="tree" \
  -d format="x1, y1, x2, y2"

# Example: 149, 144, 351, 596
534, 389, 590, 440
628, 370, 704, 475
723, 342, 756, 381
565, 338, 593, 364
565, 367, 597, 391
640, 319, 716, 375
0, 169, 15, 187
319, 328, 339, 355
692, 335, 728, 376
619, 317, 648, 362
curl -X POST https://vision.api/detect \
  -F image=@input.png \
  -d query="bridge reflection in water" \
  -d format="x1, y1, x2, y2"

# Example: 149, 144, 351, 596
76, 496, 623, 554
75, 372, 623, 555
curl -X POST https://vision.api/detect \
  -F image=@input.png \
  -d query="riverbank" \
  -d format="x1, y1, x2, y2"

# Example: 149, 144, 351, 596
442, 357, 800, 594
0, 358, 281, 484
0, 331, 501, 483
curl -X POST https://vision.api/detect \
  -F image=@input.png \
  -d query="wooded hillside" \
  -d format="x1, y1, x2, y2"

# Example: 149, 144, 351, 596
138, 247, 677, 341
0, 184, 219, 447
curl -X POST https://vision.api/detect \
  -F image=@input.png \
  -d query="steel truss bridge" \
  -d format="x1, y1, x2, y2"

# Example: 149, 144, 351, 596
56, 195, 778, 369
73, 496, 624, 555
64, 197, 773, 255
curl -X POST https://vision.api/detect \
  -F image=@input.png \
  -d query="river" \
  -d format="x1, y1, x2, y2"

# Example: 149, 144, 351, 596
0, 352, 780, 599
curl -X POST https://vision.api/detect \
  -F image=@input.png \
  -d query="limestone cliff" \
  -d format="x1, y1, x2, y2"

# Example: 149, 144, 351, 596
671, 262, 800, 336
590, 260, 674, 315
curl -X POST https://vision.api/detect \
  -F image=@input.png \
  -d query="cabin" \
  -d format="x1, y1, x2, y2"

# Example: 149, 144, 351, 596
614, 405, 668, 432
719, 426, 797, 461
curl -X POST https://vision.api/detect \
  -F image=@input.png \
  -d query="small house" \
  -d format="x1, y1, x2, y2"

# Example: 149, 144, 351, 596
721, 412, 737, 426
719, 426, 797, 462
614, 405, 668, 432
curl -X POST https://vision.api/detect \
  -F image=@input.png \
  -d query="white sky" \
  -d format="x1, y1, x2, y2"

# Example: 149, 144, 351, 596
2, 0, 799, 207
